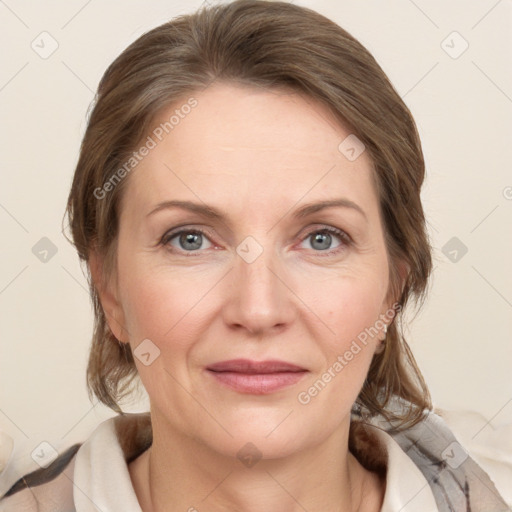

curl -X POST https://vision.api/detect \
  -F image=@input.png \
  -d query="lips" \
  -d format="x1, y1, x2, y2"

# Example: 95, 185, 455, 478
205, 359, 308, 394
206, 359, 306, 373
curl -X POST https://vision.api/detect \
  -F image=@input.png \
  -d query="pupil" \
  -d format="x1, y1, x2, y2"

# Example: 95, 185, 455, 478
312, 232, 331, 251
181, 232, 202, 250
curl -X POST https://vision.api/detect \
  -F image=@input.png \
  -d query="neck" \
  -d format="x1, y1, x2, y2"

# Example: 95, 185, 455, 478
129, 414, 384, 512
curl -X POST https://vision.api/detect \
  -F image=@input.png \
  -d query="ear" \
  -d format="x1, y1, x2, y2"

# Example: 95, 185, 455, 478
378, 259, 410, 341
383, 258, 409, 310
89, 248, 129, 343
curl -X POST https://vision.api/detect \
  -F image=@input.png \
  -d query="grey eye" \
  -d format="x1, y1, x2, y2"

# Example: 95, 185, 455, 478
167, 230, 213, 251
302, 231, 343, 252
310, 232, 333, 250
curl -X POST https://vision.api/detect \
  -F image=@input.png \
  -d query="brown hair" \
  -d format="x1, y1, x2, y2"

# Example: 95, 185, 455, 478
65, 0, 433, 428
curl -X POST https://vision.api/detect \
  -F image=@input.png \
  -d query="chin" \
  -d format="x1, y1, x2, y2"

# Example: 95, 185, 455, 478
192, 407, 327, 462
205, 428, 308, 463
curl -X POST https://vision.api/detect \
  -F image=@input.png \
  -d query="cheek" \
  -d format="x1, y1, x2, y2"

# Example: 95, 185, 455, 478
121, 269, 197, 344
295, 278, 383, 416
118, 267, 206, 405
117, 252, 223, 371
306, 269, 388, 344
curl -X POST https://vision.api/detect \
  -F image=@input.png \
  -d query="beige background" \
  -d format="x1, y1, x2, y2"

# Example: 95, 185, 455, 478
1, 0, 511, 463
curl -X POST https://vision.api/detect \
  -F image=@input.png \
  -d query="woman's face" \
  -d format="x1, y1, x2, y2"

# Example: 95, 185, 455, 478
101, 82, 394, 458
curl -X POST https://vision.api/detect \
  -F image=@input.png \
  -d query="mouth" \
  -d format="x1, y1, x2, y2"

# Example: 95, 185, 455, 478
205, 359, 308, 394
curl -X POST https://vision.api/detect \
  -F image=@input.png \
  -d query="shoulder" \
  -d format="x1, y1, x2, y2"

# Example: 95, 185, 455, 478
355, 402, 510, 512
0, 443, 81, 512
0, 412, 152, 512
350, 420, 439, 511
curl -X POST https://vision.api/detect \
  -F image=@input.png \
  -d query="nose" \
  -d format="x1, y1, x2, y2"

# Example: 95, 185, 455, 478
222, 241, 295, 336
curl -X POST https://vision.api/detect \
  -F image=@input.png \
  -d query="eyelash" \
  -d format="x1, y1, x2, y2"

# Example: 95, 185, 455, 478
159, 225, 352, 257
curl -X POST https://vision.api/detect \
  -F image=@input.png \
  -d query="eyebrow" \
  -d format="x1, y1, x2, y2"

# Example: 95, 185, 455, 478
147, 198, 368, 222
146, 198, 367, 222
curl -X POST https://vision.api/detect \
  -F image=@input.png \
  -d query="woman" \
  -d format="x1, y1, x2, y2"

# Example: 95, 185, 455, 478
0, 0, 508, 510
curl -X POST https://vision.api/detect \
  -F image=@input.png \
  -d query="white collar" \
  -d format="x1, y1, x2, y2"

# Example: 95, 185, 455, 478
74, 417, 142, 511
73, 414, 438, 511
365, 424, 438, 511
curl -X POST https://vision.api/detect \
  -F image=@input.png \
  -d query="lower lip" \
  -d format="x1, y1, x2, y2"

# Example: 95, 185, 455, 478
206, 370, 307, 394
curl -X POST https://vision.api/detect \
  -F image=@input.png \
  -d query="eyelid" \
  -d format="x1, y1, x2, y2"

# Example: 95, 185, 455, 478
160, 223, 352, 256
298, 224, 352, 243
295, 225, 352, 256
159, 225, 217, 247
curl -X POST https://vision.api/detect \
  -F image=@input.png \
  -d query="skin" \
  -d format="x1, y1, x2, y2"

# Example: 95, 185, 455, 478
91, 82, 398, 511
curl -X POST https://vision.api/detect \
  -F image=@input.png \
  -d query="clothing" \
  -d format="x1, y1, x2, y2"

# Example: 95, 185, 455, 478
0, 406, 509, 511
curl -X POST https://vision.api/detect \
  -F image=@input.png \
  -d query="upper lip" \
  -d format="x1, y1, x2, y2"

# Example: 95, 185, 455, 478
206, 359, 307, 374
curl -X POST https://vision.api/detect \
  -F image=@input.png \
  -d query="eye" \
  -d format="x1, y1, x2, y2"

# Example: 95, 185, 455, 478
159, 225, 351, 256
161, 228, 213, 253
299, 226, 351, 255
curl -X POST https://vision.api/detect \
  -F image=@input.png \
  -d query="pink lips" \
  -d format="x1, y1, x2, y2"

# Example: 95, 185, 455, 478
206, 359, 308, 394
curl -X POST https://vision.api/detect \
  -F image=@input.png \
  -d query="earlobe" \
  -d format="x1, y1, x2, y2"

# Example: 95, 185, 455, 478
395, 260, 410, 303
374, 341, 386, 354
89, 249, 128, 343
384, 259, 410, 313
379, 259, 408, 344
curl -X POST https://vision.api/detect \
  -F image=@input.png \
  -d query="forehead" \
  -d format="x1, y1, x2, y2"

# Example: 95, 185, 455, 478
121, 82, 378, 219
